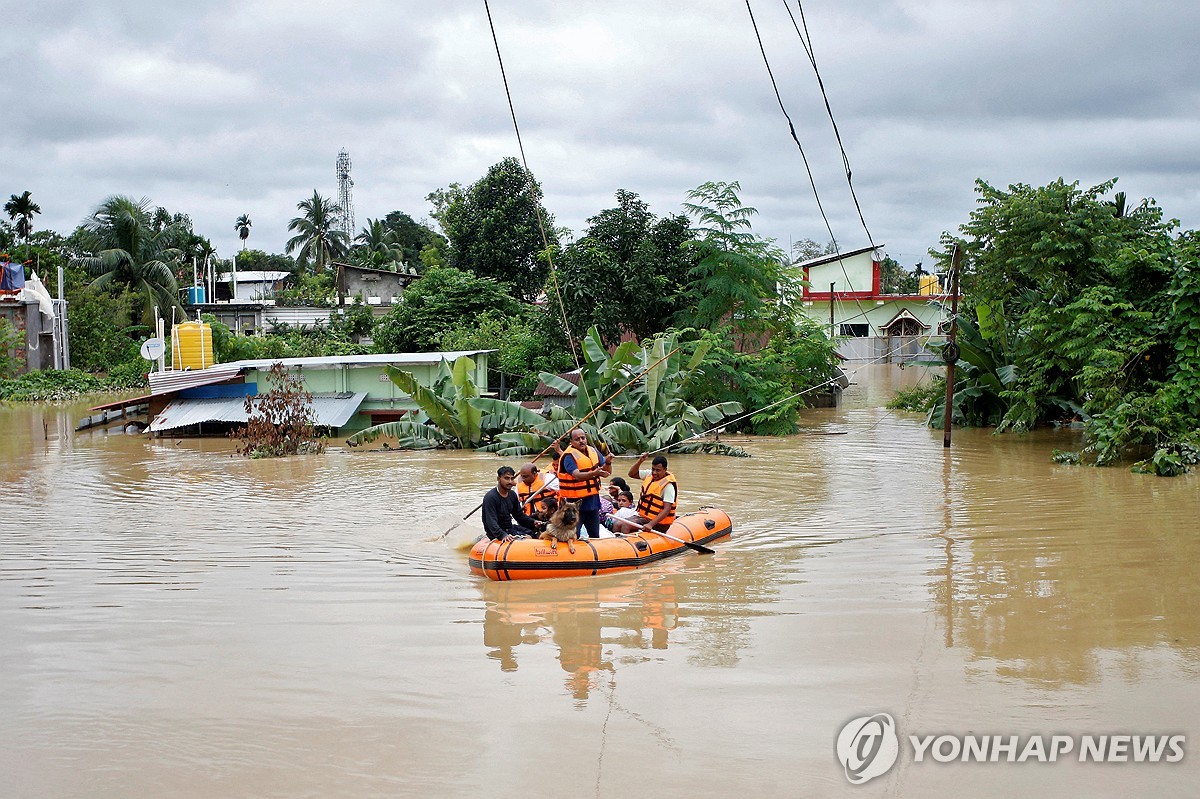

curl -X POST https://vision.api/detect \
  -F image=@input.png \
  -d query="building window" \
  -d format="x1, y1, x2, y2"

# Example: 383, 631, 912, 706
839, 323, 869, 337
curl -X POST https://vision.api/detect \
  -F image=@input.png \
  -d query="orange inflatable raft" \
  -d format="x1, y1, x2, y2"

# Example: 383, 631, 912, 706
468, 508, 732, 581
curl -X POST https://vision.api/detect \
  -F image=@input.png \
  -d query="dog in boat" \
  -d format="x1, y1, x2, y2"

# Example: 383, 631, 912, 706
540, 501, 579, 554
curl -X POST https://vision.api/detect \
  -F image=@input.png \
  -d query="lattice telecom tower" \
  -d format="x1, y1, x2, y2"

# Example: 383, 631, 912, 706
336, 149, 355, 240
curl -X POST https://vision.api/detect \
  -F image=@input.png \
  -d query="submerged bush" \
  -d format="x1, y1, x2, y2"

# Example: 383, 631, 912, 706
0, 369, 108, 401
232, 362, 326, 458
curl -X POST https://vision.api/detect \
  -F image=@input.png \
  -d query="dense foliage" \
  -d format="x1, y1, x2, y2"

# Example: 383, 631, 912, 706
0, 367, 146, 401
372, 266, 522, 353
923, 178, 1200, 475
555, 190, 696, 343
6, 168, 839, 440
429, 157, 556, 302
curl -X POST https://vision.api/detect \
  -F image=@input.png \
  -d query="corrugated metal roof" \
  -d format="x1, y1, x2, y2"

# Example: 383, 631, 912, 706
147, 364, 245, 395
224, 350, 494, 371
148, 391, 368, 433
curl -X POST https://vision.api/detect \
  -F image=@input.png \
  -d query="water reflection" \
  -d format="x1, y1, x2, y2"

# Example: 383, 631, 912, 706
479, 569, 680, 700
928, 430, 1200, 685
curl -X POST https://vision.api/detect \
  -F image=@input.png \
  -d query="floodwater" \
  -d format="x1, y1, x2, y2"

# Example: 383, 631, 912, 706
1, 364, 1197, 798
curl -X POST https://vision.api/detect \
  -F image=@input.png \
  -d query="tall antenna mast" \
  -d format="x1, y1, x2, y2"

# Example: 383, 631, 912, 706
336, 148, 355, 240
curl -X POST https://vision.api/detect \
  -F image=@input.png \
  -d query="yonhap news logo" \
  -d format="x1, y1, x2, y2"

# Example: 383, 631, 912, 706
836, 713, 900, 784
836, 713, 1185, 785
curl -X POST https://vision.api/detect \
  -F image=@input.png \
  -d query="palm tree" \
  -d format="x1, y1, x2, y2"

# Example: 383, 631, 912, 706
285, 192, 348, 273
235, 214, 252, 250
4, 191, 41, 256
354, 218, 404, 269
72, 196, 183, 324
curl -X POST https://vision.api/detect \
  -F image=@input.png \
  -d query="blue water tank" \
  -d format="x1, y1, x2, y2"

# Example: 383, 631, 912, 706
187, 286, 206, 304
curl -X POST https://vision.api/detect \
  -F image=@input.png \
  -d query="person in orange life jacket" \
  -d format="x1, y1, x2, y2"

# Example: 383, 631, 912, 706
556, 427, 611, 539
625, 454, 677, 534
516, 462, 558, 518
482, 466, 546, 541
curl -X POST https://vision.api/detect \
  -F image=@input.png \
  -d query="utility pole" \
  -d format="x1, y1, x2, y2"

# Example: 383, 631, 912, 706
942, 243, 962, 448
829, 281, 836, 339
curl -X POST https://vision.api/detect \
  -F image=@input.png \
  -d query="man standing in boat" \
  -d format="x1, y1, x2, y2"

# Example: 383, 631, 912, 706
482, 466, 545, 541
557, 428, 611, 539
625, 454, 677, 534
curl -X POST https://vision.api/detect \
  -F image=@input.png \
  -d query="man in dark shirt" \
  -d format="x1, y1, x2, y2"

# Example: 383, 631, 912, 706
482, 466, 545, 541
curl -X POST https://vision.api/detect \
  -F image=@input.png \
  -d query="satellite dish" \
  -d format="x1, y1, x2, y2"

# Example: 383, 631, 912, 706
140, 337, 166, 361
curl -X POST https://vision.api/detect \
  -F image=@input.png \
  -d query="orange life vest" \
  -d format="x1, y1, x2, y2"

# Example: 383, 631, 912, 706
636, 471, 678, 527
516, 470, 556, 514
557, 445, 602, 500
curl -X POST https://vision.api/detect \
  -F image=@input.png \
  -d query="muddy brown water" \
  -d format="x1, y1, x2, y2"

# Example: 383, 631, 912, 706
1, 365, 1197, 797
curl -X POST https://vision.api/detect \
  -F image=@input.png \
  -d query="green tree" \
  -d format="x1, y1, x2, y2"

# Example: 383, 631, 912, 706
234, 249, 296, 274
429, 157, 556, 302
436, 307, 573, 400
4, 191, 41, 253
235, 214, 252, 250
791, 238, 836, 262
930, 178, 1199, 474
72, 196, 183, 325
682, 317, 842, 435
879, 255, 919, 294
352, 218, 405, 270
680, 181, 803, 335
285, 191, 348, 273
372, 266, 522, 353
382, 210, 447, 268
557, 190, 696, 343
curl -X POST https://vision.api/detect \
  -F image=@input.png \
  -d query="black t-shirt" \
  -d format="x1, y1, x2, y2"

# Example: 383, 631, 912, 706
481, 487, 539, 539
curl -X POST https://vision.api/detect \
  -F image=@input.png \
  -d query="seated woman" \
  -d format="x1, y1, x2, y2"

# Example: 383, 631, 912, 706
605, 491, 640, 534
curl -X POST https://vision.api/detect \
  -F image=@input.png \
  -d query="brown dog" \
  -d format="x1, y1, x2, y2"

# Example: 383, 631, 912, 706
540, 501, 579, 554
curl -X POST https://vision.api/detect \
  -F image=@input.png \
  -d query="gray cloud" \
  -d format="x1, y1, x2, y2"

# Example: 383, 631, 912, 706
4, 0, 1198, 270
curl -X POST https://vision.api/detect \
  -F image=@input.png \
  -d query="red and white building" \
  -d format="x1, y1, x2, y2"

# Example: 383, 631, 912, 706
798, 245, 953, 361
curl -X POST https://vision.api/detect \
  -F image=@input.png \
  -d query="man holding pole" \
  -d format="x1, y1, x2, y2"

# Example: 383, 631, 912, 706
556, 428, 611, 539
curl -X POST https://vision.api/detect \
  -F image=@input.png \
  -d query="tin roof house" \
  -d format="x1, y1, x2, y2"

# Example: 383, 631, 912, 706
83, 350, 494, 438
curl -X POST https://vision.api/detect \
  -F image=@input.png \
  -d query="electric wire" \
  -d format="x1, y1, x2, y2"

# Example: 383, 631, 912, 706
638, 336, 939, 457
782, 0, 877, 251
482, 0, 598, 416
743, 0, 873, 334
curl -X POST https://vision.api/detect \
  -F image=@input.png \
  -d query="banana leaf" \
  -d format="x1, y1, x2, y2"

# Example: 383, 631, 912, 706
346, 419, 447, 449
644, 337, 665, 415
700, 400, 744, 425
470, 397, 547, 429
450, 356, 482, 445
537, 371, 579, 397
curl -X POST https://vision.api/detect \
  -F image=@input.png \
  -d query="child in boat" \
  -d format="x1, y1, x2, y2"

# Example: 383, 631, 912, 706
533, 495, 559, 523
605, 491, 640, 534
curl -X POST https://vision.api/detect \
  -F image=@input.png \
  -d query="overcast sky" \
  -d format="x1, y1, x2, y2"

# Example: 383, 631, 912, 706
5, 1, 1199, 269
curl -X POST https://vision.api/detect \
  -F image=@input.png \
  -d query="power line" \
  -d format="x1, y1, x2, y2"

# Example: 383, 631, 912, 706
781, 0, 877, 251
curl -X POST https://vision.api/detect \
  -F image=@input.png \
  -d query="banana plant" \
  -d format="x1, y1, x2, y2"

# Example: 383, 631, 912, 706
479, 326, 744, 456
346, 355, 485, 448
